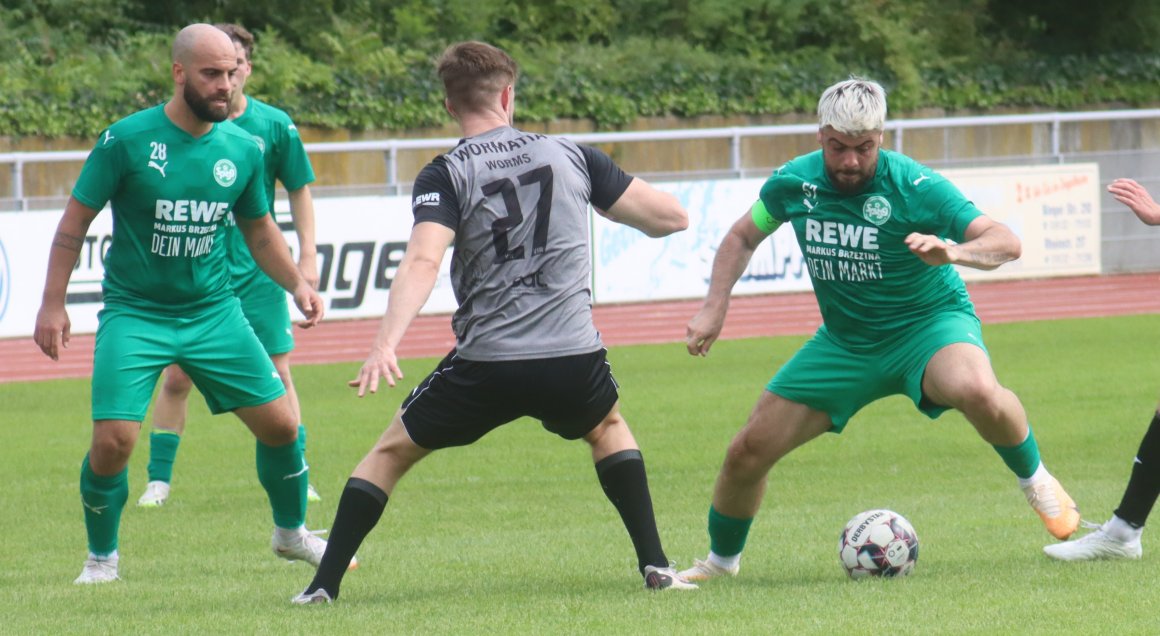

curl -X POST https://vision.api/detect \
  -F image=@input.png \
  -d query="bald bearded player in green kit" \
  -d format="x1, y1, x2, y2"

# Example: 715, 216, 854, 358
33, 23, 344, 584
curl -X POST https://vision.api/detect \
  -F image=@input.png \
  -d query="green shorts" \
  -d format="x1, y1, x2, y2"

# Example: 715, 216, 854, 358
238, 280, 294, 356
91, 300, 286, 421
767, 311, 987, 432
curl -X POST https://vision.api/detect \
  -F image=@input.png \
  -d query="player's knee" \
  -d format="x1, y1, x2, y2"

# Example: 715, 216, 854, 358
723, 432, 778, 476
949, 379, 1005, 420
583, 412, 633, 450
90, 431, 134, 466
260, 423, 298, 447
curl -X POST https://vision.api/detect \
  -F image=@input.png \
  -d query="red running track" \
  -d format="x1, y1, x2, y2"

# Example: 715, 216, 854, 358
3, 272, 1159, 384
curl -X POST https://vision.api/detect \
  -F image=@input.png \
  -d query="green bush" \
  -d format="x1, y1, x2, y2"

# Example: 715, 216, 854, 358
3, 0, 1160, 137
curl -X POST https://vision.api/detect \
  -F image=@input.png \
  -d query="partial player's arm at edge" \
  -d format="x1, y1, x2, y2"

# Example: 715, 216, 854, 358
1108, 177, 1160, 225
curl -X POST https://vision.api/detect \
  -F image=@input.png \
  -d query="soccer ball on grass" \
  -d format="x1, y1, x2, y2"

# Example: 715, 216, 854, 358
838, 509, 919, 579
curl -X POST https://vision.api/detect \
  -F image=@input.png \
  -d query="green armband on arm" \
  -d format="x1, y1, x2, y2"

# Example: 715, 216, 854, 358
750, 199, 781, 234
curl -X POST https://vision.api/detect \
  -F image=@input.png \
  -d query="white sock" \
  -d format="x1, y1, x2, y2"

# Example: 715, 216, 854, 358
273, 525, 306, 543
1105, 515, 1144, 542
1017, 462, 1050, 488
708, 551, 740, 570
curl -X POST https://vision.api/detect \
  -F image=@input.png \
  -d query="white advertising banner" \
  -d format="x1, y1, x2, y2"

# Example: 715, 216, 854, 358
0, 198, 454, 338
0, 162, 1100, 339
944, 163, 1101, 282
287, 196, 458, 319
592, 178, 811, 304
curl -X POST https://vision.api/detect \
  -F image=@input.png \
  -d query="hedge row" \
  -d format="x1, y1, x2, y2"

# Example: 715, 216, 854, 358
3, 32, 1160, 138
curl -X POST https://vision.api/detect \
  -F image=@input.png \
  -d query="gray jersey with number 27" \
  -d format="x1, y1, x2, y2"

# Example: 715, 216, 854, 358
410, 125, 633, 361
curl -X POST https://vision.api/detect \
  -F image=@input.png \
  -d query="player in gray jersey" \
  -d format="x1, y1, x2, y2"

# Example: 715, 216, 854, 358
291, 41, 693, 604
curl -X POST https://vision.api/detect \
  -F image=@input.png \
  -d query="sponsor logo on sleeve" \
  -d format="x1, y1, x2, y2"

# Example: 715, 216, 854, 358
413, 192, 441, 208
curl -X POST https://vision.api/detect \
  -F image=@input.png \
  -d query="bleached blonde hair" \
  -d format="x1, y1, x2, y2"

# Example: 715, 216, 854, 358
817, 77, 887, 135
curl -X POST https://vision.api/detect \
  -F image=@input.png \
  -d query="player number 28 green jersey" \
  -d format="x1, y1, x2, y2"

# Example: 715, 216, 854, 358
71, 105, 269, 313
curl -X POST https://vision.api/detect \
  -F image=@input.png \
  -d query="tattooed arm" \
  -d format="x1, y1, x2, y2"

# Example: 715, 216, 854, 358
35, 197, 100, 360
905, 215, 1021, 271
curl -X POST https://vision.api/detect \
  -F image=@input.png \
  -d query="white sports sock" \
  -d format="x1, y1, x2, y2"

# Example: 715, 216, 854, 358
273, 525, 306, 543
1017, 462, 1050, 488
708, 551, 740, 570
1105, 515, 1144, 542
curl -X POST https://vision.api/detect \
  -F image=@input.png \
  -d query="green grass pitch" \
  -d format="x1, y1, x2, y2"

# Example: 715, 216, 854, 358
3, 314, 1160, 634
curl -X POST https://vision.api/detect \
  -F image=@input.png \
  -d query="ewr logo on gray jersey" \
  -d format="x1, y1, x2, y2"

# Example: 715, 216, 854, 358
414, 192, 440, 208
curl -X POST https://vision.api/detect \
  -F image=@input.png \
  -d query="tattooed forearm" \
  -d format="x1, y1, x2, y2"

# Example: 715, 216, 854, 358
953, 246, 1015, 270
962, 249, 1010, 266
51, 231, 85, 252
249, 237, 272, 252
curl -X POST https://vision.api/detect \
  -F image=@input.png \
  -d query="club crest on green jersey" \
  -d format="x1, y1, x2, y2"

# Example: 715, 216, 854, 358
213, 159, 238, 187
862, 196, 892, 226
251, 135, 266, 155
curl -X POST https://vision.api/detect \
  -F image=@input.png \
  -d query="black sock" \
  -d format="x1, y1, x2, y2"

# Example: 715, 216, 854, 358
594, 449, 667, 574
1114, 412, 1160, 528
305, 478, 388, 599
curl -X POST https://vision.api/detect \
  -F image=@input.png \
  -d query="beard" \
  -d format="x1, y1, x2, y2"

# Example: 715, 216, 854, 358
827, 167, 874, 195
184, 82, 230, 123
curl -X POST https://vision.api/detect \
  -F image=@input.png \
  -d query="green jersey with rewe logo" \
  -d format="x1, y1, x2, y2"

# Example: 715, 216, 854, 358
72, 104, 269, 313
757, 149, 982, 349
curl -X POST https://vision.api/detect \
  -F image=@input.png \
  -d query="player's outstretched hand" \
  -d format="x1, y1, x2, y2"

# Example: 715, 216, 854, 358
33, 303, 70, 361
905, 232, 955, 266
292, 283, 325, 328
686, 305, 726, 356
348, 347, 404, 397
1108, 178, 1160, 225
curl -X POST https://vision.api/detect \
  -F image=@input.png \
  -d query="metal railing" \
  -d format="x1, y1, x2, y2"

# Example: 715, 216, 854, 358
5, 107, 1160, 209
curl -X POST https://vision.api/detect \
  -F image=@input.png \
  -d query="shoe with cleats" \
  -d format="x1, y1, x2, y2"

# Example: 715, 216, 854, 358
1043, 524, 1142, 561
291, 588, 334, 605
272, 528, 358, 570
678, 558, 740, 582
136, 480, 170, 508
643, 565, 698, 590
74, 553, 120, 584
1022, 475, 1080, 540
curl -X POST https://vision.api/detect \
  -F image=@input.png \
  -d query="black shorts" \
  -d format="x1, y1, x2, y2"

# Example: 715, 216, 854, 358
400, 348, 620, 450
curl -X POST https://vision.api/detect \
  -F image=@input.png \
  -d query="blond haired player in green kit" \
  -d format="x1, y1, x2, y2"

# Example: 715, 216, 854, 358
33, 24, 350, 584
680, 77, 1080, 582
136, 22, 323, 509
